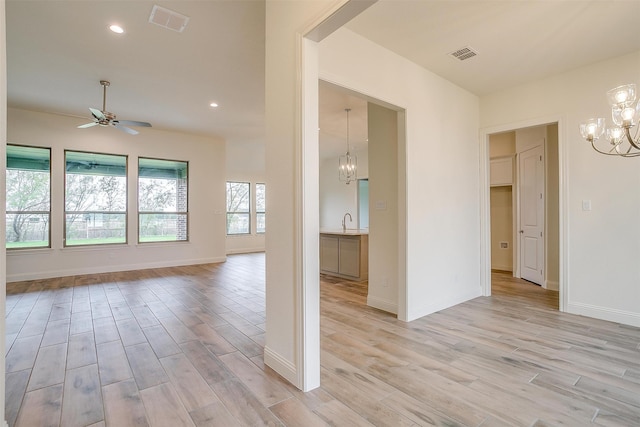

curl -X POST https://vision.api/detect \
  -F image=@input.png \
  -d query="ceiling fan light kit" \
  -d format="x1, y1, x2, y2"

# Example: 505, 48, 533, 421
77, 80, 152, 135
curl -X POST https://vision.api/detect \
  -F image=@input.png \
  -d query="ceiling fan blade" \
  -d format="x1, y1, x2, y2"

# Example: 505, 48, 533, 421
117, 120, 152, 127
114, 123, 139, 135
77, 122, 98, 129
89, 108, 106, 121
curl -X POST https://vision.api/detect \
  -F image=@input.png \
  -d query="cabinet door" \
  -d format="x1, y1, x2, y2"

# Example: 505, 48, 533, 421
338, 237, 360, 277
490, 157, 513, 186
320, 236, 339, 273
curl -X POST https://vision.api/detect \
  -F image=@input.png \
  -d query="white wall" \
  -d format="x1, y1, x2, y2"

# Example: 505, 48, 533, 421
546, 123, 559, 290
265, 0, 339, 391
366, 102, 398, 313
1, 2, 7, 423
481, 50, 640, 326
320, 28, 481, 321
319, 149, 368, 229
490, 186, 513, 271
7, 108, 227, 282
489, 132, 515, 271
490, 132, 515, 157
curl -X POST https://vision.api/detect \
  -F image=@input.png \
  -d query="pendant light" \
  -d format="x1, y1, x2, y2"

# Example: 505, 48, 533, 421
338, 108, 357, 184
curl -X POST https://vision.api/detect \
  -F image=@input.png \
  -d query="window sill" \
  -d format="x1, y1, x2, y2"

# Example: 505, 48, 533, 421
136, 241, 190, 248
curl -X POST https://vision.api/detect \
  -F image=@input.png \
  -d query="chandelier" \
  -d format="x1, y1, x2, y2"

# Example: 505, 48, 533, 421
339, 108, 357, 184
580, 84, 640, 157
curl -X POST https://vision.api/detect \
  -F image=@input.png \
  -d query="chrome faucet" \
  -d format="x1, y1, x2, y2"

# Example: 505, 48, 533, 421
342, 212, 352, 232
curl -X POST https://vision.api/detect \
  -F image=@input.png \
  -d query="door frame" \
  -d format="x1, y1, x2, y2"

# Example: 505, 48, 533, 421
480, 115, 567, 312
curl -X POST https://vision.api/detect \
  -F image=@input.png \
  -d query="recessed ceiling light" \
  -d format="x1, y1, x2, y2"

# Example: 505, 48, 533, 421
109, 24, 125, 34
209, 102, 219, 108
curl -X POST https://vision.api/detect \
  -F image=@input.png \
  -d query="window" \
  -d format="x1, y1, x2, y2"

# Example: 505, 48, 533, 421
6, 145, 51, 249
226, 181, 250, 234
138, 158, 188, 243
256, 183, 266, 233
65, 151, 127, 246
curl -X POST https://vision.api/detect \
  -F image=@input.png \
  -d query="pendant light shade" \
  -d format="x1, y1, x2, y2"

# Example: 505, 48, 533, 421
339, 108, 357, 184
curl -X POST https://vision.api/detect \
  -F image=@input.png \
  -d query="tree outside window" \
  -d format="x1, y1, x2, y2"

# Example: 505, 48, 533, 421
6, 145, 51, 249
226, 182, 250, 234
256, 183, 265, 234
65, 151, 127, 246
138, 158, 188, 242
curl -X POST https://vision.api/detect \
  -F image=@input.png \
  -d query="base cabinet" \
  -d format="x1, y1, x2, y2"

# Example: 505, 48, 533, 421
319, 236, 339, 273
320, 233, 368, 281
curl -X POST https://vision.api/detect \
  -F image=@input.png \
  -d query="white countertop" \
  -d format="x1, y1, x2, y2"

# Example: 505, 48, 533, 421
320, 228, 369, 236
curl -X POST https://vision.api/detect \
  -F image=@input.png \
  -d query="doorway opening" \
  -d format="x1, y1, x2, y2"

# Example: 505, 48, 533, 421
318, 80, 405, 318
488, 123, 560, 308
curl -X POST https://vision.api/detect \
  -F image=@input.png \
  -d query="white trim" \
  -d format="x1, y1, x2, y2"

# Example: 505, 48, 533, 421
567, 302, 640, 328
491, 264, 513, 272
367, 295, 398, 314
226, 248, 265, 255
292, 0, 380, 392
264, 346, 298, 386
479, 135, 492, 296
544, 280, 559, 291
6, 256, 226, 283
295, 35, 321, 392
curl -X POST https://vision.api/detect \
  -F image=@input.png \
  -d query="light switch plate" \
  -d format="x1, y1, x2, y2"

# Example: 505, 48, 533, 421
582, 200, 592, 211
375, 200, 387, 210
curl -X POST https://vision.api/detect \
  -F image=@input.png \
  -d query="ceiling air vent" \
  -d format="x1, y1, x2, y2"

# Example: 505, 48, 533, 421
149, 5, 190, 33
449, 46, 478, 61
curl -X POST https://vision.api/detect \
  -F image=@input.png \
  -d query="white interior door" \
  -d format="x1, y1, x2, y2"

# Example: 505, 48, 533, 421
519, 145, 544, 285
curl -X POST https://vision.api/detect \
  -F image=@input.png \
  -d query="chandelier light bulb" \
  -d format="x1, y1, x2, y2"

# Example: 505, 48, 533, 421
607, 84, 636, 107
621, 107, 635, 123
580, 118, 605, 140
606, 127, 624, 144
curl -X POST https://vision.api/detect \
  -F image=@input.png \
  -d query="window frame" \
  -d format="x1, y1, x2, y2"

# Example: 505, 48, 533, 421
256, 182, 266, 234
226, 181, 251, 235
64, 149, 128, 247
137, 156, 189, 244
6, 144, 52, 250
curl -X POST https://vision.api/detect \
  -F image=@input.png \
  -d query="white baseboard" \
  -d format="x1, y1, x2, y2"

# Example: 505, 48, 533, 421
264, 346, 298, 388
406, 288, 482, 322
567, 301, 640, 328
226, 248, 266, 255
367, 295, 398, 314
491, 264, 513, 272
544, 279, 559, 291
6, 256, 227, 283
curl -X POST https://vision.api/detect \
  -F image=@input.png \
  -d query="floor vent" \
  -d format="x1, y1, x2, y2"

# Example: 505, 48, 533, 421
149, 5, 190, 33
449, 46, 478, 61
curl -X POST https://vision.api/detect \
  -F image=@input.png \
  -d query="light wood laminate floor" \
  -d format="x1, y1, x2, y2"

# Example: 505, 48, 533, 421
5, 255, 640, 426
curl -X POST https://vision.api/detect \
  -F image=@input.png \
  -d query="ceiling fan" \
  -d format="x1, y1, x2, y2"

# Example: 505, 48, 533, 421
77, 80, 152, 135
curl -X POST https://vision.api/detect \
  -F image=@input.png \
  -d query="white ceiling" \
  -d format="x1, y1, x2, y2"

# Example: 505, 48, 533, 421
345, 0, 640, 96
6, 1, 640, 160
6, 0, 265, 145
